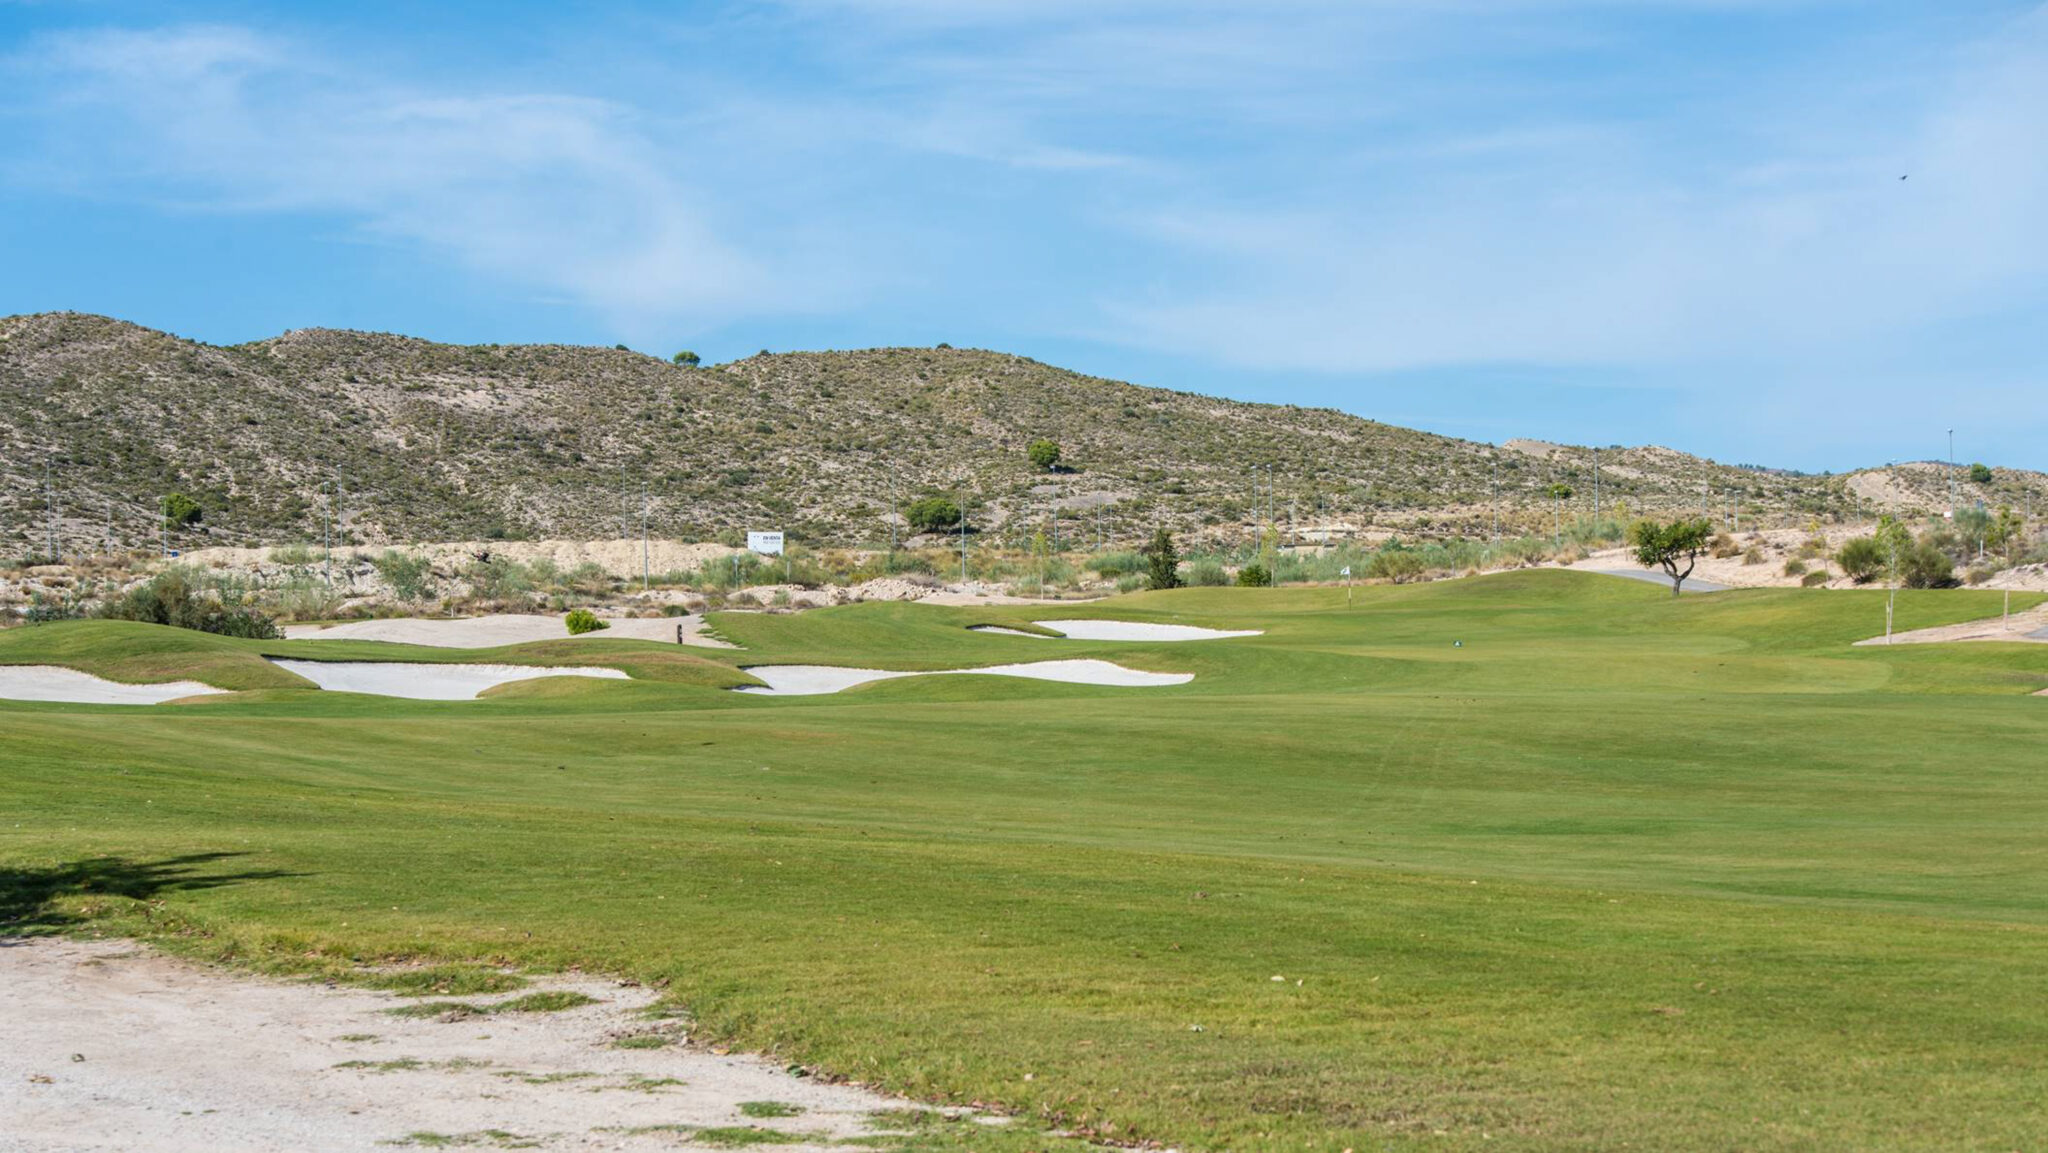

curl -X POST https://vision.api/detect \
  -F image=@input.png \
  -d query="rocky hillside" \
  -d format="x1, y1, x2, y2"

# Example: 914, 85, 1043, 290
3, 312, 2040, 555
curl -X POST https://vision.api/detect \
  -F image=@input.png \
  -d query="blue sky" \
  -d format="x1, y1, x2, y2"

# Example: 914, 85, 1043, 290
2, 1, 2043, 471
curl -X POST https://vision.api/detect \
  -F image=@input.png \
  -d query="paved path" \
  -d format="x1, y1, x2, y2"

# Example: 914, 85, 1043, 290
1591, 568, 1731, 593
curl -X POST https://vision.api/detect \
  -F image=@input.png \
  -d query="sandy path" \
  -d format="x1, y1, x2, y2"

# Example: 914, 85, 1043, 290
1585, 568, 1731, 593
1851, 600, 2048, 646
0, 937, 964, 1152
284, 614, 734, 649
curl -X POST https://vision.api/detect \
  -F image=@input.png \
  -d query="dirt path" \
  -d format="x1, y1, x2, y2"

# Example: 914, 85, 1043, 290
1851, 600, 2048, 646
0, 938, 978, 1152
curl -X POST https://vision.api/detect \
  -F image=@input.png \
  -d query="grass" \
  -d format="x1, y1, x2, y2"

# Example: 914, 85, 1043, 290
5, 572, 2048, 1151
381, 991, 597, 1019
740, 1101, 807, 1118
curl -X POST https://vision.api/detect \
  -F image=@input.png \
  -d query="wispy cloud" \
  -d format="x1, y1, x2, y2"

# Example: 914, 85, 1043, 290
5, 24, 787, 338
1095, 4, 2048, 378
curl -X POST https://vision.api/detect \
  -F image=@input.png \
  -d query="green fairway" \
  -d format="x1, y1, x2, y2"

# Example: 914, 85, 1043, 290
4, 571, 2047, 1150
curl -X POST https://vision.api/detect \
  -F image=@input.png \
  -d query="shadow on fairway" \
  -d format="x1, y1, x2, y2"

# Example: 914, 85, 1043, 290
0, 851, 302, 938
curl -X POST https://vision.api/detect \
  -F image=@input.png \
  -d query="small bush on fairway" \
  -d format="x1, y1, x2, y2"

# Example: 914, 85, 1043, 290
564, 608, 607, 635
1235, 563, 1272, 587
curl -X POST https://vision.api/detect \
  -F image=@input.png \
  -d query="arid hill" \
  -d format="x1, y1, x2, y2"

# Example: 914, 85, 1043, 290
2, 312, 2038, 554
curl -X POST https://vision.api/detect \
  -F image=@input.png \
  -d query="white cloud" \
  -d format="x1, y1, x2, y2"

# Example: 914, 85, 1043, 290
6, 25, 786, 338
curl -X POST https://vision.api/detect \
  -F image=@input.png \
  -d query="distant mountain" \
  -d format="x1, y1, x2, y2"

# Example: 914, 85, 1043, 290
1, 312, 2037, 554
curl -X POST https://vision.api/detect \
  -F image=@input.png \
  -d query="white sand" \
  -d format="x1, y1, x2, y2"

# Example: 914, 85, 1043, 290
967, 625, 1052, 638
2, 937, 969, 1153
284, 613, 733, 649
0, 666, 226, 705
1033, 620, 1263, 641
270, 660, 629, 700
736, 659, 1193, 696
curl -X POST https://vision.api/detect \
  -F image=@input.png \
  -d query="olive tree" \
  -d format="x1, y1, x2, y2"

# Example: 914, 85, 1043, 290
1628, 517, 1713, 596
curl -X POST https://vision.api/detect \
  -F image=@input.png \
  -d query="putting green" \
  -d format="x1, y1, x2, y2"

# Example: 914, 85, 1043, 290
4, 571, 2046, 1151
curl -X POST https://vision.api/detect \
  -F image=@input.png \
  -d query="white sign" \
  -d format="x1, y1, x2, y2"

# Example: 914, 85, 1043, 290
747, 531, 785, 555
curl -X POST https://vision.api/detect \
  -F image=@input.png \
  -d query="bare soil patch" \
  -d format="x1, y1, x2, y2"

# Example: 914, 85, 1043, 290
0, 937, 971, 1152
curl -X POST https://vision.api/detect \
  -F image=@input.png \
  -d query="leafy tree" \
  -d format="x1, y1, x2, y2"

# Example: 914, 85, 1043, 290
1627, 516, 1714, 596
161, 492, 202, 528
672, 350, 700, 366
1142, 528, 1181, 590
905, 496, 961, 532
1027, 438, 1062, 472
1546, 483, 1573, 500
1968, 462, 1993, 484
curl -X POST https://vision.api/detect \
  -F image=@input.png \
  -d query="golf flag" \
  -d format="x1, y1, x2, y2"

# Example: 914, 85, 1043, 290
1340, 566, 1351, 576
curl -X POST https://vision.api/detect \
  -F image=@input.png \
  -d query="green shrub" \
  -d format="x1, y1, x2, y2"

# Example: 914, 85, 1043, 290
1027, 438, 1062, 471
1782, 559, 1807, 577
1235, 563, 1272, 587
1968, 462, 1993, 484
1367, 549, 1427, 583
1901, 541, 1960, 589
1836, 537, 1886, 584
1186, 559, 1228, 586
1800, 570, 1830, 588
373, 551, 436, 603
1741, 545, 1765, 565
97, 570, 280, 638
564, 608, 607, 635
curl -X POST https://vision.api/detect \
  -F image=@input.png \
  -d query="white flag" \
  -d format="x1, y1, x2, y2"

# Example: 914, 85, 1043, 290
1340, 566, 1352, 576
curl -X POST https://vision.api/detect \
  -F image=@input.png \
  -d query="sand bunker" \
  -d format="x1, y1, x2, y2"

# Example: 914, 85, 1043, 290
968, 625, 1052, 638
0, 666, 226, 706
737, 659, 1193, 696
284, 613, 732, 648
1033, 620, 1263, 641
3, 937, 976, 1152
270, 660, 629, 701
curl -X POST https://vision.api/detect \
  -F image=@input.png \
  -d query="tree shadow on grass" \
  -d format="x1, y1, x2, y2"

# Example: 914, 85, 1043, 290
0, 852, 302, 939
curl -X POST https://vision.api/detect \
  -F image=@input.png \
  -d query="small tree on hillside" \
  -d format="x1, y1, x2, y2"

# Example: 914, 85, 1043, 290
1628, 517, 1713, 596
672, 350, 700, 366
905, 496, 961, 533
1143, 528, 1181, 590
1968, 462, 1993, 484
161, 492, 203, 530
1027, 438, 1062, 472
